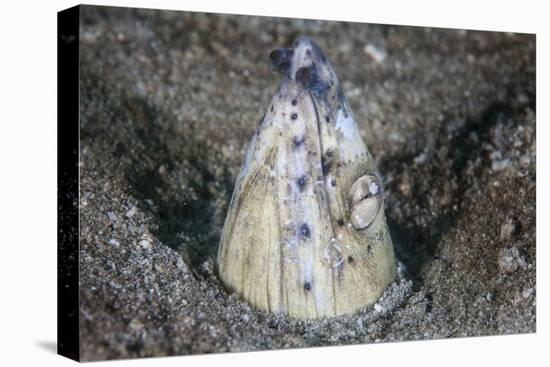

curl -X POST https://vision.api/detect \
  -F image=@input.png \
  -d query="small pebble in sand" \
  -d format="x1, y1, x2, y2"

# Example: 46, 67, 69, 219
492, 158, 511, 172
498, 247, 526, 273
521, 288, 533, 298
522, 288, 533, 299
500, 219, 516, 241
107, 211, 117, 222
126, 206, 137, 218
490, 150, 512, 171
413, 152, 427, 165
129, 318, 144, 331
139, 239, 152, 249
363, 44, 387, 63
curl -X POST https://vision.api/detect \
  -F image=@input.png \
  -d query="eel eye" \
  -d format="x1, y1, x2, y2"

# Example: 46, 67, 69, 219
349, 175, 383, 231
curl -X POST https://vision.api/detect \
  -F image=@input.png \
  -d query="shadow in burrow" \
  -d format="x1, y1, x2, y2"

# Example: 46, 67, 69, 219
381, 101, 516, 286
119, 95, 235, 274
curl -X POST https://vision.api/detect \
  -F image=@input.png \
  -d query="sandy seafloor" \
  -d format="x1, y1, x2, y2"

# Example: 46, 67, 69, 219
76, 5, 536, 361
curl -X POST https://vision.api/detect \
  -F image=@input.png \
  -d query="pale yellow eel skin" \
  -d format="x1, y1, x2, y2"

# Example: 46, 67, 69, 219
217, 37, 396, 319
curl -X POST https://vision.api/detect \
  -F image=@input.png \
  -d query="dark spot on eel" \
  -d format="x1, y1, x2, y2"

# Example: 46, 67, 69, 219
291, 113, 298, 120
331, 179, 336, 186
321, 150, 335, 175
292, 135, 304, 148
300, 223, 311, 239
337, 219, 344, 226
348, 256, 354, 264
304, 282, 312, 292
325, 115, 330, 123
291, 99, 297, 106
296, 175, 307, 191
270, 105, 274, 112
293, 38, 327, 63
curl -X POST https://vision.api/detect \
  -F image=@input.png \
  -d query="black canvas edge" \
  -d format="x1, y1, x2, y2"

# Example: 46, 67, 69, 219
57, 4, 80, 362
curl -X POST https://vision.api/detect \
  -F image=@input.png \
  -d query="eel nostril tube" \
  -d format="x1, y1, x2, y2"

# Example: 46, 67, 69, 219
268, 48, 293, 76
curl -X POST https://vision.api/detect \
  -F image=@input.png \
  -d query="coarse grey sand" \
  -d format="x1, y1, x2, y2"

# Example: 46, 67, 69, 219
76, 5, 535, 361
